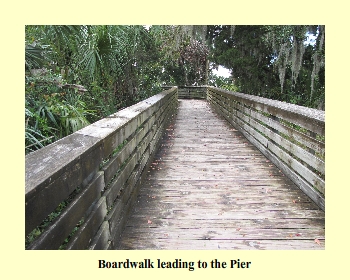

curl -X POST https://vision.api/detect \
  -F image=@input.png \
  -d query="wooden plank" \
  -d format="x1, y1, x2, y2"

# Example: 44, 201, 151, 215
89, 221, 111, 250
104, 153, 138, 208
118, 238, 325, 250
123, 218, 324, 229
103, 135, 138, 184
66, 196, 108, 250
27, 172, 105, 249
119, 227, 325, 240
127, 208, 325, 220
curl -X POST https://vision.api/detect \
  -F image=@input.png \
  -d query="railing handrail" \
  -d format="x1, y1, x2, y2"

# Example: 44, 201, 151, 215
207, 86, 325, 135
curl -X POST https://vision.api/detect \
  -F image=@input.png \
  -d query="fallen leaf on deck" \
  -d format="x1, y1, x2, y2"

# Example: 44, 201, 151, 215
147, 220, 152, 224
314, 238, 321, 245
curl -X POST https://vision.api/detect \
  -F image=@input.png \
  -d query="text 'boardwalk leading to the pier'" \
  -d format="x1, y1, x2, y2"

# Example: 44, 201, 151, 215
98, 258, 252, 271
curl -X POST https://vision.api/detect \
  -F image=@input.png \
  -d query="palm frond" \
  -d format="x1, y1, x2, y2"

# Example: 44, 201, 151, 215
25, 44, 48, 69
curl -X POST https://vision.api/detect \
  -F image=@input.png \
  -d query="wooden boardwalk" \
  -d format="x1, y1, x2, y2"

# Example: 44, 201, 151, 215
117, 100, 325, 250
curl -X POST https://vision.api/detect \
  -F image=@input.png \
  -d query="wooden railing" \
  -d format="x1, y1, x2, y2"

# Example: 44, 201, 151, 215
25, 87, 178, 249
207, 86, 325, 210
163, 86, 206, 99
25, 85, 325, 250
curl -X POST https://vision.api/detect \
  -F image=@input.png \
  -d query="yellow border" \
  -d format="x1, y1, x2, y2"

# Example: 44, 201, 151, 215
3, 1, 348, 279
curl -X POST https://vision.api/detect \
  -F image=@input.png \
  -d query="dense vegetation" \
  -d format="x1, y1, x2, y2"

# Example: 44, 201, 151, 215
25, 25, 325, 155
207, 25, 325, 108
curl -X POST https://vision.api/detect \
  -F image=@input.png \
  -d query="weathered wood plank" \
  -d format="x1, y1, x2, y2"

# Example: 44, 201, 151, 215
208, 87, 325, 136
66, 196, 108, 250
118, 238, 325, 250
123, 218, 325, 229
119, 227, 325, 240
27, 172, 105, 250
89, 221, 111, 250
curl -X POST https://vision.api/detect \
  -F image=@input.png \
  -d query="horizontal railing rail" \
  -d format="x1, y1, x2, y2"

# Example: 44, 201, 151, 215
207, 86, 325, 210
25, 87, 178, 249
162, 86, 206, 99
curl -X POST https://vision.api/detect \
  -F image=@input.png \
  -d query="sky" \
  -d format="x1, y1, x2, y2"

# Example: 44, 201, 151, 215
212, 65, 231, 78
305, 33, 317, 45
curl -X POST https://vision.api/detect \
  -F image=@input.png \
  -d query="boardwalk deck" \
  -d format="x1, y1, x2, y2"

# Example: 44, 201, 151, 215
116, 99, 325, 250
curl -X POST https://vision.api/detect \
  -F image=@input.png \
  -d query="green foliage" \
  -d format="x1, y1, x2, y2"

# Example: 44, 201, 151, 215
25, 25, 165, 154
208, 73, 239, 92
207, 25, 325, 109
25, 69, 93, 154
151, 26, 209, 86
25, 25, 325, 155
